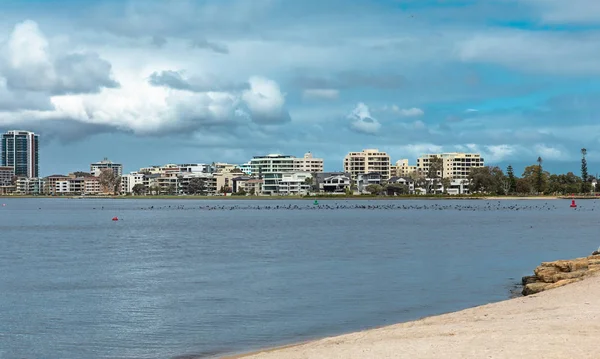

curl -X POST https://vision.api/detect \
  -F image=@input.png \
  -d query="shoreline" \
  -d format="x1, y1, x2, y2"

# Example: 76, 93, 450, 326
223, 270, 600, 359
0, 195, 590, 200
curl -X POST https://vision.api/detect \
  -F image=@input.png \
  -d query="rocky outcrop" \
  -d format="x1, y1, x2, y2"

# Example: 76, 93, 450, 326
521, 254, 600, 296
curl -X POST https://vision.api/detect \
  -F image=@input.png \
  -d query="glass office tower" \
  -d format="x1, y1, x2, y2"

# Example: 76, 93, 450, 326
1, 130, 39, 178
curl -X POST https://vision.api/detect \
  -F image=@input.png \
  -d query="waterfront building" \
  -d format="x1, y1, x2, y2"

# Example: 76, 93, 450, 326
388, 176, 416, 194
356, 172, 383, 193
416, 152, 484, 179
16, 177, 44, 195
250, 152, 323, 195
276, 172, 313, 196
344, 149, 391, 181
1, 130, 39, 178
121, 173, 145, 194
313, 172, 352, 193
0, 166, 14, 186
392, 159, 417, 177
44, 175, 70, 195
231, 177, 262, 195
91, 158, 123, 177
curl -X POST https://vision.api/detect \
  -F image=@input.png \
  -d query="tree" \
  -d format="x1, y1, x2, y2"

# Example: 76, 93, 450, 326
426, 156, 444, 194
98, 169, 120, 194
385, 183, 408, 195
506, 165, 517, 194
72, 171, 92, 177
536, 156, 544, 194
167, 184, 177, 195
441, 177, 452, 194
522, 163, 549, 194
581, 148, 590, 193
220, 185, 232, 194
187, 177, 207, 195
515, 178, 532, 194
132, 183, 146, 196
365, 184, 383, 195
468, 166, 506, 194
547, 172, 582, 195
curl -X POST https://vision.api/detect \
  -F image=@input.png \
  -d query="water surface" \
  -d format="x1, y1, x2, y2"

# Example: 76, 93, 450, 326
0, 198, 596, 359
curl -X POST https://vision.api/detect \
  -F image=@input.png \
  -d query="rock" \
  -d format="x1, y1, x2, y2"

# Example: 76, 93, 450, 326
592, 251, 600, 255
522, 282, 549, 296
521, 275, 538, 285
521, 254, 600, 296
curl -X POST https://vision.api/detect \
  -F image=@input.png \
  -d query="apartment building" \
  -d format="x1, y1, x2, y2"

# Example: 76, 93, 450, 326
1, 130, 39, 178
392, 159, 417, 177
237, 162, 253, 175
250, 153, 323, 194
91, 158, 123, 177
16, 177, 45, 195
293, 152, 324, 172
277, 172, 313, 195
0, 166, 14, 186
121, 173, 145, 194
417, 153, 484, 179
344, 149, 391, 181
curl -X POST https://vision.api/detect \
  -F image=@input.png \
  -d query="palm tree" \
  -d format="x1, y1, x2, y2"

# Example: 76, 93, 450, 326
536, 156, 543, 194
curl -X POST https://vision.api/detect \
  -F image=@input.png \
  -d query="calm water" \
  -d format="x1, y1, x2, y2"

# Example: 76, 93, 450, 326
0, 198, 598, 359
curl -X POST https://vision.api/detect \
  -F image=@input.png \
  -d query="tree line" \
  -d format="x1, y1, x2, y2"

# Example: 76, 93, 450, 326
467, 149, 595, 195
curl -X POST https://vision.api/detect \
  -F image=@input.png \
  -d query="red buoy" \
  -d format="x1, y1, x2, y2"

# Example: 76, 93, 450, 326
112, 217, 119, 221
570, 200, 577, 208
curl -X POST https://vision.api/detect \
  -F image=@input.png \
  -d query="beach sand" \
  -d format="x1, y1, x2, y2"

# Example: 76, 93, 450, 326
227, 274, 600, 359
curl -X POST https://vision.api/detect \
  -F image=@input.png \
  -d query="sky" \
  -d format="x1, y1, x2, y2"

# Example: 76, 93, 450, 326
1, 0, 600, 176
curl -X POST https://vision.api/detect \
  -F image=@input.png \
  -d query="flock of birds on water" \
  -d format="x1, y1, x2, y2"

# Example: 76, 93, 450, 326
85, 201, 597, 212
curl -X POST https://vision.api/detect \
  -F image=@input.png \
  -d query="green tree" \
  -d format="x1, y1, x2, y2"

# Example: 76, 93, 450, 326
468, 166, 506, 194
506, 165, 517, 194
384, 183, 408, 195
522, 163, 549, 194
132, 183, 146, 195
426, 156, 444, 194
365, 184, 383, 195
187, 177, 207, 195
536, 156, 544, 194
581, 148, 589, 193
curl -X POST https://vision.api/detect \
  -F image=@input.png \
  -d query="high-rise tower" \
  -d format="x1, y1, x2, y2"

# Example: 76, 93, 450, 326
1, 130, 39, 178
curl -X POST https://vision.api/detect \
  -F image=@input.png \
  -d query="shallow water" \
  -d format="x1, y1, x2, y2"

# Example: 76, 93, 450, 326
0, 198, 597, 359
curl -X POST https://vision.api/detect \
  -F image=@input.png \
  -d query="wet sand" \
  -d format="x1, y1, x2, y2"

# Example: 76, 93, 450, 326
226, 274, 600, 359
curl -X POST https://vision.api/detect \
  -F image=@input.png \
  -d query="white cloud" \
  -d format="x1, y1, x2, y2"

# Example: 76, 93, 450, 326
302, 88, 339, 101
241, 76, 290, 124
534, 144, 566, 161
1, 20, 119, 94
348, 102, 381, 134
383, 105, 424, 117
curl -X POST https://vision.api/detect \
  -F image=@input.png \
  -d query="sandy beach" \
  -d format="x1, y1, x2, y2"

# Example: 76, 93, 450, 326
228, 274, 600, 359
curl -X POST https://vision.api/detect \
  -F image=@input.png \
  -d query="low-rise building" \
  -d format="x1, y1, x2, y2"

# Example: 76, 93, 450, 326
388, 176, 415, 194
357, 172, 382, 193
313, 172, 352, 193
16, 177, 45, 195
231, 177, 263, 195
277, 172, 313, 195
0, 166, 15, 186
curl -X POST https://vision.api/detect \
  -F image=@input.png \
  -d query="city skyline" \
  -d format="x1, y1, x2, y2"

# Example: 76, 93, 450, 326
1, 1, 600, 176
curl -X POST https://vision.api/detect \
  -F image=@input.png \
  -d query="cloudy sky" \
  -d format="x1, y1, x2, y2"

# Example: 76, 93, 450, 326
1, 0, 600, 176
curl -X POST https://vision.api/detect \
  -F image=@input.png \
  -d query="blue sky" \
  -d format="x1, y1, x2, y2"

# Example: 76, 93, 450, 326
1, 0, 600, 176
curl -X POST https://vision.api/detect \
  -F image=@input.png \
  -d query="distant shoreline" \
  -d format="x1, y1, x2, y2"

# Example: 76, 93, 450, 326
0, 195, 594, 200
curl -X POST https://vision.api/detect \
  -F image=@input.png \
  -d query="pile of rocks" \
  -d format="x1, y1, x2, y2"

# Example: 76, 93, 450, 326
521, 253, 600, 296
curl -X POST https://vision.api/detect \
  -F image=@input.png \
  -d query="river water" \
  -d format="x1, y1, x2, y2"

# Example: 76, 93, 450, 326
0, 198, 597, 359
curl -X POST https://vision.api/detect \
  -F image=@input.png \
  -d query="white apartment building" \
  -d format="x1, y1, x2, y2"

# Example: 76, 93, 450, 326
250, 153, 323, 194
392, 159, 417, 177
91, 158, 123, 177
277, 172, 313, 196
344, 149, 391, 181
121, 173, 145, 194
417, 153, 484, 179
16, 177, 45, 195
